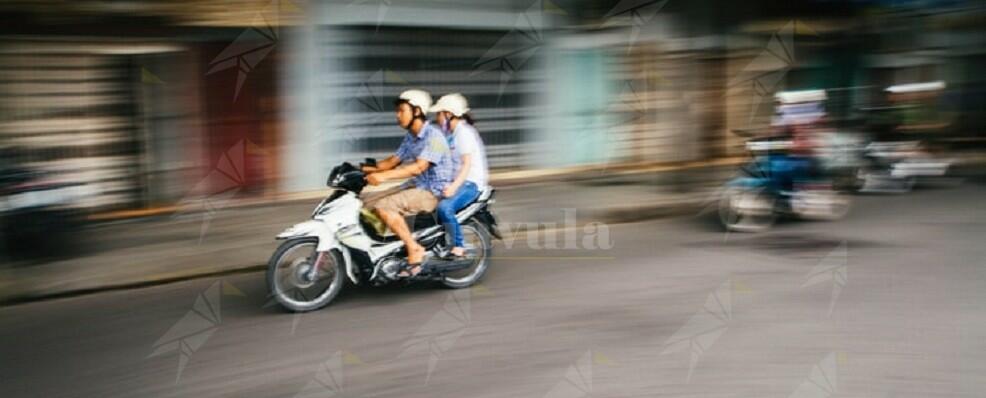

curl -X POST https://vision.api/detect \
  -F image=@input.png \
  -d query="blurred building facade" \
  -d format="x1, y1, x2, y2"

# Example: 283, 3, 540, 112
1, 0, 984, 211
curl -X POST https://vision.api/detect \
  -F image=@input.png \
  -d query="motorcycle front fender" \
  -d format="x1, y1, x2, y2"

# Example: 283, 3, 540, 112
276, 220, 359, 284
277, 220, 335, 247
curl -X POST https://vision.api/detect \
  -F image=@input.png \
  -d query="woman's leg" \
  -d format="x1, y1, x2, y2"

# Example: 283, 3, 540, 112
451, 181, 479, 247
438, 181, 479, 248
451, 182, 481, 210
435, 199, 459, 249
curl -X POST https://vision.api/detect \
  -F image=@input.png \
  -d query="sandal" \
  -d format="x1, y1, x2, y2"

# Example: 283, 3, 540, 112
444, 247, 467, 260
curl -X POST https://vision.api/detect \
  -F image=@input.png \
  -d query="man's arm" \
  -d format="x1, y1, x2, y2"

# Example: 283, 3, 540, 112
368, 132, 446, 185
379, 158, 431, 180
362, 155, 400, 173
369, 158, 430, 185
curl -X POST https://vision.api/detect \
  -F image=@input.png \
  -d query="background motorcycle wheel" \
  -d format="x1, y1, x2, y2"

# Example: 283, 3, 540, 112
266, 238, 345, 312
441, 221, 492, 289
718, 186, 777, 233
799, 191, 852, 221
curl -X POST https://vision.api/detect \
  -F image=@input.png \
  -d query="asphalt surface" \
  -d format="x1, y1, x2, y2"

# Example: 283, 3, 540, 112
2, 180, 985, 398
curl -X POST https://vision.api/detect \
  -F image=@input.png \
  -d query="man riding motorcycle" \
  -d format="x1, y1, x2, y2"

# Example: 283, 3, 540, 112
361, 89, 455, 276
769, 90, 827, 191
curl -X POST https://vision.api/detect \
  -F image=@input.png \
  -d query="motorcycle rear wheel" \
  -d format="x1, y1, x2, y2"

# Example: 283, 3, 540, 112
797, 190, 851, 221
441, 221, 492, 289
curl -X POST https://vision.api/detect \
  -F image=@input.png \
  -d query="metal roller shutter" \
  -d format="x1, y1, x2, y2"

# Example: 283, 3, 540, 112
0, 46, 145, 210
319, 26, 542, 170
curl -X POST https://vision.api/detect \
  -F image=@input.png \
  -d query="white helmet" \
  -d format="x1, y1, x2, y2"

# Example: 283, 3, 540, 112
398, 89, 433, 115
431, 93, 470, 117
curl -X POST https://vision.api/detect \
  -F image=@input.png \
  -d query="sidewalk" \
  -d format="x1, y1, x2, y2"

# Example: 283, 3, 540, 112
0, 162, 736, 305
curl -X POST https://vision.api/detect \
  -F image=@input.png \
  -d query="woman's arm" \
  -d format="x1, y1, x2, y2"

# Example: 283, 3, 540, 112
443, 154, 472, 197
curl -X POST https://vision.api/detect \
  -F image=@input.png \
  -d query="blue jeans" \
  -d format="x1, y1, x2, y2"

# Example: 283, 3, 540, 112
436, 181, 480, 247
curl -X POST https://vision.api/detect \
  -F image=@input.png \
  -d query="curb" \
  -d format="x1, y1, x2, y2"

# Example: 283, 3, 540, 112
0, 265, 266, 307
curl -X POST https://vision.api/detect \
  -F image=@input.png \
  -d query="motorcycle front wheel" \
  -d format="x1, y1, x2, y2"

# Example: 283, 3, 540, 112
266, 238, 345, 312
718, 186, 777, 233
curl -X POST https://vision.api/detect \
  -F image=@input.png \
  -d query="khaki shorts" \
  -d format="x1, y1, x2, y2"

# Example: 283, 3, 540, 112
370, 188, 438, 217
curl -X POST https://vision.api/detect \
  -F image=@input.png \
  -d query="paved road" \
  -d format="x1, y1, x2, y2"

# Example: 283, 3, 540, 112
2, 181, 985, 397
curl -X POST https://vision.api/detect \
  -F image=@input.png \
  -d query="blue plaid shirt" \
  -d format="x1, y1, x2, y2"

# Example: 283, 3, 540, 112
395, 121, 455, 196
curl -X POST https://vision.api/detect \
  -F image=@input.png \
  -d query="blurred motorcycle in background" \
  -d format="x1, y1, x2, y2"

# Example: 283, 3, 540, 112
719, 90, 851, 232
718, 138, 852, 232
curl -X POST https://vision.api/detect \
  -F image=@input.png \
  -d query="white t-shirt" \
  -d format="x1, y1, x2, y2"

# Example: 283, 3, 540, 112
451, 122, 489, 188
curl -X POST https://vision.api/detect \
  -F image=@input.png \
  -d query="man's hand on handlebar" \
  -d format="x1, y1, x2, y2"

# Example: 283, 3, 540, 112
360, 157, 379, 173
366, 172, 385, 186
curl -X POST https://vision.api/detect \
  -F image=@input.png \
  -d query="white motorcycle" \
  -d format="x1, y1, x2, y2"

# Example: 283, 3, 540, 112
267, 162, 499, 312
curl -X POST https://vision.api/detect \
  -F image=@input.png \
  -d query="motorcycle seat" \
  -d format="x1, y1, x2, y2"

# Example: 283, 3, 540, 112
359, 209, 400, 242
